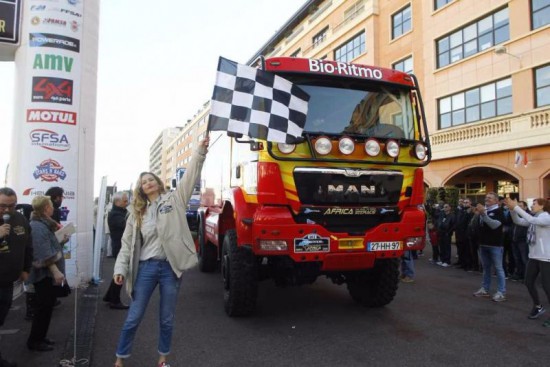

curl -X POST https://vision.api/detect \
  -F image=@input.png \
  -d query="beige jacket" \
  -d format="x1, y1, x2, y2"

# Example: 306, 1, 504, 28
114, 146, 206, 297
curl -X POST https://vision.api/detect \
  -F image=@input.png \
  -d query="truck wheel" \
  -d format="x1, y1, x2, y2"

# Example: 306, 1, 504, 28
197, 218, 217, 273
222, 229, 258, 316
346, 259, 399, 307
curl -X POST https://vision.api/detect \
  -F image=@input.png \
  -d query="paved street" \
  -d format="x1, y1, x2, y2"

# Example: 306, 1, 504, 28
3, 248, 550, 367
92, 251, 550, 367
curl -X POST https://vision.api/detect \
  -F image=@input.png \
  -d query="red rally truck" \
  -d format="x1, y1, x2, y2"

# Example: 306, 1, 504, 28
197, 57, 431, 316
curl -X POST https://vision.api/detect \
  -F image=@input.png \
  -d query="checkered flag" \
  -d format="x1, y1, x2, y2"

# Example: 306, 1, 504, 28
208, 57, 310, 144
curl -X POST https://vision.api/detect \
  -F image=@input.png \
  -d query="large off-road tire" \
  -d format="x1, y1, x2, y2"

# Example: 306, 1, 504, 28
346, 259, 399, 307
222, 230, 258, 316
197, 218, 217, 273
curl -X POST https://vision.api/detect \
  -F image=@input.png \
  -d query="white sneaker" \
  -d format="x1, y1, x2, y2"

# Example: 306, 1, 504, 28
473, 287, 490, 297
440, 262, 450, 268
492, 291, 506, 302
436, 261, 443, 266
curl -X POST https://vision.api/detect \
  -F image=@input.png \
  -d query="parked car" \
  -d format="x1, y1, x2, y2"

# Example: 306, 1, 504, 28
186, 192, 200, 231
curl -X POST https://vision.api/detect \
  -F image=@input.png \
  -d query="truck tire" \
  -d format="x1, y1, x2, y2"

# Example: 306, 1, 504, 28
346, 258, 399, 307
197, 218, 217, 273
222, 229, 258, 316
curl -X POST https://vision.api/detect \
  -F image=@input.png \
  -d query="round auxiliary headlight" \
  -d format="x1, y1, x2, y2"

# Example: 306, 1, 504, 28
277, 143, 296, 154
385, 140, 400, 158
414, 143, 427, 160
314, 137, 332, 155
364, 139, 381, 157
338, 137, 355, 155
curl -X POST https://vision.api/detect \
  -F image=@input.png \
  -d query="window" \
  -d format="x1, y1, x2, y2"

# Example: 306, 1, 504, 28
392, 5, 412, 39
392, 56, 413, 73
535, 64, 550, 107
334, 32, 365, 62
438, 78, 512, 129
309, 0, 333, 23
290, 48, 301, 58
344, 0, 365, 21
312, 27, 329, 49
434, 0, 454, 10
532, 0, 550, 29
437, 7, 509, 68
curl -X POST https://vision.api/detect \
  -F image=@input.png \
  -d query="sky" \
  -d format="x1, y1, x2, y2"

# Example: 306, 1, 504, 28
0, 0, 306, 195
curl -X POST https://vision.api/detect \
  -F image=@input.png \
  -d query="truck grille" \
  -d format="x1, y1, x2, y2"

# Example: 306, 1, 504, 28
292, 167, 403, 234
293, 167, 403, 206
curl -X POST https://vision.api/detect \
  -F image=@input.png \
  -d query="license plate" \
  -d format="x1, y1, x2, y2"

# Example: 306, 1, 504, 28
368, 241, 402, 251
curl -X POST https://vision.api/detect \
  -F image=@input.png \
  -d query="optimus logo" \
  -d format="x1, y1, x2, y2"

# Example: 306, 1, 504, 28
32, 77, 73, 105
27, 109, 77, 125
33, 159, 67, 182
30, 129, 71, 152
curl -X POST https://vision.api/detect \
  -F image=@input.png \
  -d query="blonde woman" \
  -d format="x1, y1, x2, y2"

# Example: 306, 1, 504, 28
113, 136, 209, 367
27, 195, 69, 352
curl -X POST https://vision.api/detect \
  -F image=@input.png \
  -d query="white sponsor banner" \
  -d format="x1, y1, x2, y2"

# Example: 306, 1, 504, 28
17, 1, 84, 260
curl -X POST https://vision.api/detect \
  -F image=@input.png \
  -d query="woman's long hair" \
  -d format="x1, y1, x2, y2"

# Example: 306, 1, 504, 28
30, 195, 60, 231
132, 171, 166, 228
534, 198, 550, 213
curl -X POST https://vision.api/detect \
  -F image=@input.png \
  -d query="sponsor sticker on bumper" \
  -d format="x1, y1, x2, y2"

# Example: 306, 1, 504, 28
294, 233, 330, 253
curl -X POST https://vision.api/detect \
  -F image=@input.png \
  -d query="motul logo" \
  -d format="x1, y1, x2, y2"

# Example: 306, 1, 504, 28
26, 109, 77, 125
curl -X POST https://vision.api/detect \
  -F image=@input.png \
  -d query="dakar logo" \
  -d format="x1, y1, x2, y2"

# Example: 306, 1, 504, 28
30, 129, 71, 152
33, 159, 67, 182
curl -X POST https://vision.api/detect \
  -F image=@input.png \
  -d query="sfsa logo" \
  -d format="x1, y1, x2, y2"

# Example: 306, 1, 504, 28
32, 76, 73, 105
27, 109, 77, 125
30, 129, 71, 152
33, 159, 67, 182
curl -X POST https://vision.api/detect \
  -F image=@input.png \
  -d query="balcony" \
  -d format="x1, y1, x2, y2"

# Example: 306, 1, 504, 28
430, 107, 550, 160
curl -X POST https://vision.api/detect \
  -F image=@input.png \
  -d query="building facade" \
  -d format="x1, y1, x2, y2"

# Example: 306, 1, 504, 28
149, 127, 182, 186
160, 0, 550, 202
163, 106, 209, 188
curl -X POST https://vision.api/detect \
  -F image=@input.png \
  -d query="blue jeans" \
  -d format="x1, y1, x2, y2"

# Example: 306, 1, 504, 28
401, 251, 415, 278
116, 259, 182, 358
479, 246, 506, 294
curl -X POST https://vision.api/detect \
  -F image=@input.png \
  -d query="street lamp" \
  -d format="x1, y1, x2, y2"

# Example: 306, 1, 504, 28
494, 45, 522, 66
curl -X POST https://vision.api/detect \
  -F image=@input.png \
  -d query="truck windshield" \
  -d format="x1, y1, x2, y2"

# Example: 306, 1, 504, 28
298, 84, 416, 140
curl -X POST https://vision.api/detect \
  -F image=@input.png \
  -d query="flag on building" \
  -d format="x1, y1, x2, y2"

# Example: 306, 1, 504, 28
514, 150, 523, 167
523, 150, 529, 167
208, 57, 310, 144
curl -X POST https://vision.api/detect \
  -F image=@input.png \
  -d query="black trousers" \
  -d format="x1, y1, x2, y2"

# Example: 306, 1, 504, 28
28, 277, 56, 344
439, 232, 452, 264
524, 259, 550, 306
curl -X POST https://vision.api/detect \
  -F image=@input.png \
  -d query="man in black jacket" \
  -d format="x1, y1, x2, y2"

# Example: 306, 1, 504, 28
45, 187, 64, 223
436, 203, 456, 267
455, 198, 474, 270
473, 192, 507, 302
102, 192, 129, 309
0, 188, 33, 367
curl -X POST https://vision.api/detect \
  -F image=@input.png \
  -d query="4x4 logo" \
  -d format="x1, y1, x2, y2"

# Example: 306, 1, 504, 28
32, 77, 73, 105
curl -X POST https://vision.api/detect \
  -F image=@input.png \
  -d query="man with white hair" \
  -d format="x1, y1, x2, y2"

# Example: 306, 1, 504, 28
102, 191, 130, 310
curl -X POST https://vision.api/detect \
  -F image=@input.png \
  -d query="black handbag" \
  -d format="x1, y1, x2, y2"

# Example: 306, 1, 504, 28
52, 281, 71, 298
